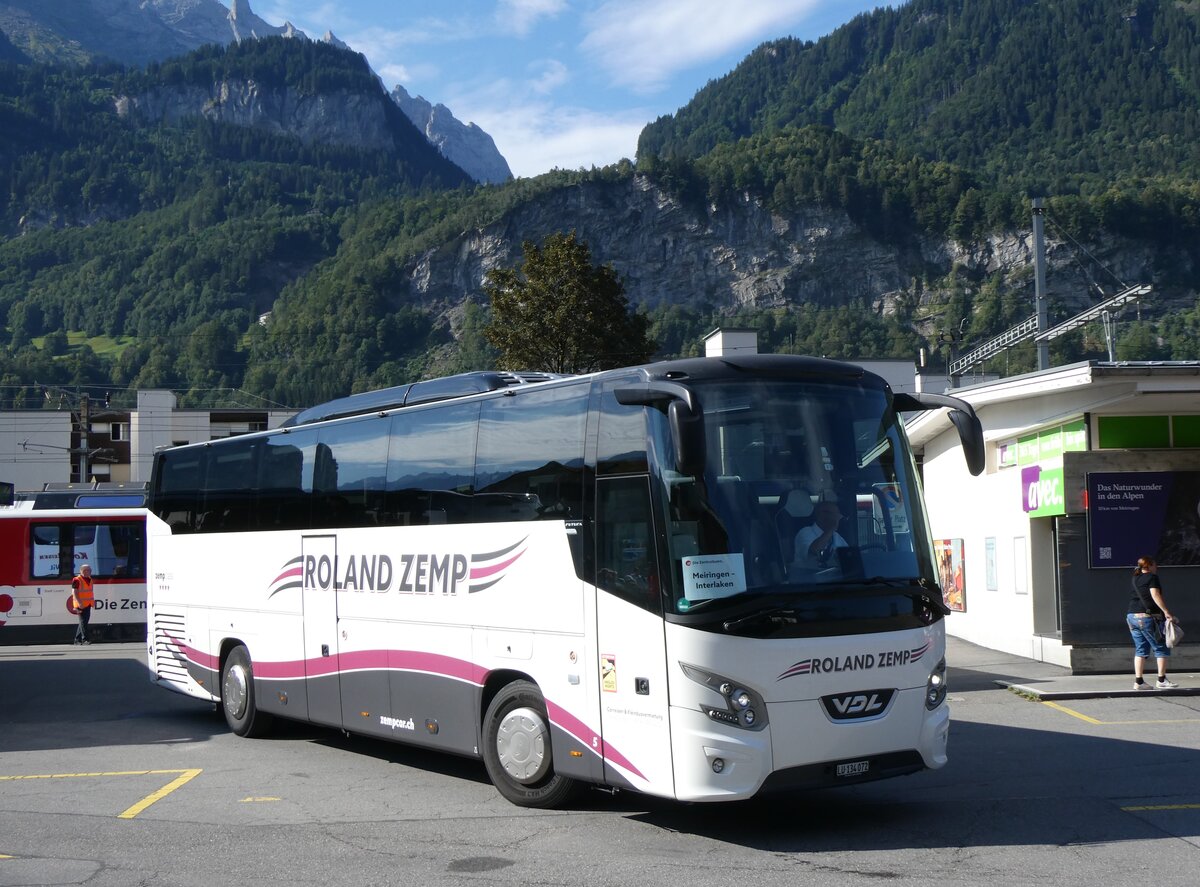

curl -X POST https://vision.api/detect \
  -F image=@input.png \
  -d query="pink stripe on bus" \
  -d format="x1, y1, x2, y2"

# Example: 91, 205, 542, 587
469, 549, 525, 580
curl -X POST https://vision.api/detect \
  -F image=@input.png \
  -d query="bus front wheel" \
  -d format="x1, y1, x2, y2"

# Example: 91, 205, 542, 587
482, 680, 577, 808
221, 645, 273, 738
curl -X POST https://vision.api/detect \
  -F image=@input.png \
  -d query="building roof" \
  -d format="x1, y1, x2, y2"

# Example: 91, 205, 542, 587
905, 361, 1200, 446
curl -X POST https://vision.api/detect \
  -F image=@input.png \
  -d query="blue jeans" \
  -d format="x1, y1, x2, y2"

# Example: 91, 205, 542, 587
1127, 614, 1169, 659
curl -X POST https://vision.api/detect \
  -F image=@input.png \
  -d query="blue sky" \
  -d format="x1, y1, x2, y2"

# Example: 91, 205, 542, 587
256, 1, 889, 177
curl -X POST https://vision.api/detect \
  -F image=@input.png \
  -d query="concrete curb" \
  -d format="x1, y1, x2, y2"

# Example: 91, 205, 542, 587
996, 679, 1200, 700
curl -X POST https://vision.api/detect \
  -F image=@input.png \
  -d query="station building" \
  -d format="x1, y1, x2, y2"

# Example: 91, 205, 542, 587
907, 361, 1200, 672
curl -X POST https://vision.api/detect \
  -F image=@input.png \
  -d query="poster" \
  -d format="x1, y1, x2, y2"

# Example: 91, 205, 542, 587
1087, 471, 1200, 567
935, 538, 966, 612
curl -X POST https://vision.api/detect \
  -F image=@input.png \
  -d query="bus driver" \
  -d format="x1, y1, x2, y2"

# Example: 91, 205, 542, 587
794, 493, 847, 571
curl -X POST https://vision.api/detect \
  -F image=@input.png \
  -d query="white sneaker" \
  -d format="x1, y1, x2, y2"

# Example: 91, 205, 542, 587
1134, 680, 1151, 690
1156, 678, 1179, 689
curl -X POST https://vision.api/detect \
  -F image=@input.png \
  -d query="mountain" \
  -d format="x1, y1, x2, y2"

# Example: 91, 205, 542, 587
0, 0, 301, 68
0, 26, 26, 63
392, 86, 513, 185
117, 40, 464, 162
638, 0, 1200, 194
0, 0, 511, 184
1, 0, 1198, 410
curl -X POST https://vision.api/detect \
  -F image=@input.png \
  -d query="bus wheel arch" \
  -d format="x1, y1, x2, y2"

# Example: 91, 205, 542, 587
481, 678, 578, 808
220, 642, 273, 738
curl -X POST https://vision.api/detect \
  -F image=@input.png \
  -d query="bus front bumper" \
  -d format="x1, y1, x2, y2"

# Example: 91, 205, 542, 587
669, 688, 949, 802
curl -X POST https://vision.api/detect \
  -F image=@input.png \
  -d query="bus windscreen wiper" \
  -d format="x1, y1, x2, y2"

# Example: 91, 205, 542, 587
722, 606, 798, 633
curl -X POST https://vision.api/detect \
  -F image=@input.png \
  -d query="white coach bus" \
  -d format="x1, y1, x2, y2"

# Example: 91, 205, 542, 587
145, 355, 982, 807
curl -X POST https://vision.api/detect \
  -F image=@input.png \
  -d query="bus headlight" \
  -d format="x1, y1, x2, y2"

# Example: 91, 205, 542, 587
680, 663, 768, 731
925, 658, 947, 710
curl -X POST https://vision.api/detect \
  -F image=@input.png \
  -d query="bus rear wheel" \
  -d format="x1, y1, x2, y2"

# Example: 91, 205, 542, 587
221, 645, 273, 738
482, 680, 577, 808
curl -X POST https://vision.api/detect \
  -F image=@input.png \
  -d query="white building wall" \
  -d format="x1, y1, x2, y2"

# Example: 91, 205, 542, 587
0, 410, 73, 492
921, 427, 1043, 659
704, 329, 758, 357
130, 390, 179, 483
856, 359, 919, 395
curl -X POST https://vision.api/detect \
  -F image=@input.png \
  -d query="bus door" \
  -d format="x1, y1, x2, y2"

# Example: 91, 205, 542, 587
301, 534, 342, 727
593, 475, 674, 796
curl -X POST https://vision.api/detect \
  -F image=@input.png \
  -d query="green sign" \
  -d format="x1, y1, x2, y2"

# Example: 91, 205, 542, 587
1019, 419, 1087, 517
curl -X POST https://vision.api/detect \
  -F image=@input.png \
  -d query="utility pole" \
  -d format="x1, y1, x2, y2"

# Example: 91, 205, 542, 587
79, 394, 90, 483
1033, 197, 1049, 370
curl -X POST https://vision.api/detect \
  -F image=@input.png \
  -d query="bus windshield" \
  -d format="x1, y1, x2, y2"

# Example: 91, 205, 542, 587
654, 378, 934, 614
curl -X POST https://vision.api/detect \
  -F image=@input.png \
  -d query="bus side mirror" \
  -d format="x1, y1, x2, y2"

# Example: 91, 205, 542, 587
895, 392, 985, 477
947, 408, 985, 476
669, 399, 706, 477
615, 382, 707, 477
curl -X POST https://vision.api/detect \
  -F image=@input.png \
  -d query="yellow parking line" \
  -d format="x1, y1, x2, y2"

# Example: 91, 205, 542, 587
1040, 700, 1200, 725
0, 769, 202, 820
1123, 804, 1200, 812
118, 769, 202, 819
1041, 701, 1103, 723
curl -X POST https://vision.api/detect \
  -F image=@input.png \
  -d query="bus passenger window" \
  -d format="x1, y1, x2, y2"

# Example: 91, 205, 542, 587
153, 449, 206, 532
475, 385, 587, 524
30, 525, 64, 579
385, 403, 479, 526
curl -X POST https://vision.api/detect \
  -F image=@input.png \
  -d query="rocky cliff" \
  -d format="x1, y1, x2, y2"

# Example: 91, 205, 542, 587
392, 85, 512, 185
394, 175, 1172, 340
115, 77, 439, 158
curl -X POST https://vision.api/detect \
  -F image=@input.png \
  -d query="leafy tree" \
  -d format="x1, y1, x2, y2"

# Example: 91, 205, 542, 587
42, 328, 68, 356
448, 300, 499, 374
483, 232, 656, 373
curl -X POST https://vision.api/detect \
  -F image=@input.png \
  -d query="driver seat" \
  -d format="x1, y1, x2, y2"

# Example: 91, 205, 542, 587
775, 488, 813, 562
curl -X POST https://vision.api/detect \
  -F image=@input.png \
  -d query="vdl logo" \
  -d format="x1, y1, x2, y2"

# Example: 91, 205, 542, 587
821, 688, 897, 721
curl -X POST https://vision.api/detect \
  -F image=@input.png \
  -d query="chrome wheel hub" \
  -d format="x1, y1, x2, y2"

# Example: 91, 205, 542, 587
495, 706, 550, 784
223, 662, 249, 720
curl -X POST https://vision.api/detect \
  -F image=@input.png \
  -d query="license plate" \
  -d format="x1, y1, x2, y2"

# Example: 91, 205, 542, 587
836, 760, 870, 777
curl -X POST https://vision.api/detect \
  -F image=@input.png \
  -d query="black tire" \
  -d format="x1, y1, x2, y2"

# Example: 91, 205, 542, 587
482, 680, 578, 808
221, 645, 273, 738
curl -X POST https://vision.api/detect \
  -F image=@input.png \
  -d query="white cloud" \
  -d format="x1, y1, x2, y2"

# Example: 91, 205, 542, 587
496, 0, 569, 37
485, 109, 645, 177
582, 0, 822, 92
528, 59, 570, 95
446, 77, 646, 176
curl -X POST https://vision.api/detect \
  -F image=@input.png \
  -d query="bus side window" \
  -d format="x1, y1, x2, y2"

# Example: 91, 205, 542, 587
203, 438, 258, 531
475, 385, 587, 524
30, 524, 63, 579
385, 402, 479, 526
153, 448, 206, 533
596, 476, 661, 614
110, 523, 147, 579
258, 434, 313, 531
314, 417, 389, 528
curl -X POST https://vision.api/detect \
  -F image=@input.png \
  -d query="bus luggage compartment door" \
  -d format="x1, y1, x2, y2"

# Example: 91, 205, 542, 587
302, 534, 342, 727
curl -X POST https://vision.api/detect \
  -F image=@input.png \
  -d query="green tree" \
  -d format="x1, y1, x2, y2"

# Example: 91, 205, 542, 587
42, 328, 68, 356
482, 232, 656, 373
